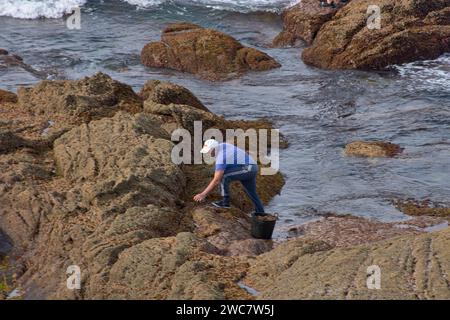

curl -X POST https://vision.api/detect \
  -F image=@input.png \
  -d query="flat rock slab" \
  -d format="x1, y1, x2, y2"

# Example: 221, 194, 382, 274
245, 225, 450, 299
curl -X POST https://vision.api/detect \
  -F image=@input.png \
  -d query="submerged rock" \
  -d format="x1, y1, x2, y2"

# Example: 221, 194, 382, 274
141, 23, 280, 80
344, 141, 403, 157
0, 50, 47, 79
393, 199, 450, 219
272, 0, 340, 47
302, 0, 450, 70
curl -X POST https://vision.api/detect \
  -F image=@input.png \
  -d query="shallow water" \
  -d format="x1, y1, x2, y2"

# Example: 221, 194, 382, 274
1, 0, 450, 236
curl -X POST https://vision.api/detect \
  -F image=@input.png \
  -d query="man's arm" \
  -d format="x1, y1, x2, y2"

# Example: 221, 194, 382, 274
193, 170, 224, 202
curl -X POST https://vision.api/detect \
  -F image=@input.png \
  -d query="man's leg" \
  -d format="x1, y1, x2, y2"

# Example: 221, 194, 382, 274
220, 175, 231, 206
216, 166, 250, 208
240, 174, 265, 214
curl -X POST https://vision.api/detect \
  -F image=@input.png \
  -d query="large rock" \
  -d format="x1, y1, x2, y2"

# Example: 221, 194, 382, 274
106, 232, 250, 299
244, 226, 450, 299
302, 0, 450, 69
17, 72, 142, 126
272, 0, 340, 46
141, 23, 280, 80
140, 80, 209, 112
53, 111, 184, 211
0, 73, 286, 300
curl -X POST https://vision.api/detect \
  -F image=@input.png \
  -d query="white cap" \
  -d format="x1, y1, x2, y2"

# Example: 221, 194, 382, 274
200, 139, 219, 154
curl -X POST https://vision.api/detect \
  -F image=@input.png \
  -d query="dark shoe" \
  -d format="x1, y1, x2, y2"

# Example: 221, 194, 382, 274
212, 200, 231, 209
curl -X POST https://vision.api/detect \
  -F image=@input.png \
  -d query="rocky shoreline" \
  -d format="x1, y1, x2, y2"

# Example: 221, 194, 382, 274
1, 0, 450, 300
1, 72, 449, 300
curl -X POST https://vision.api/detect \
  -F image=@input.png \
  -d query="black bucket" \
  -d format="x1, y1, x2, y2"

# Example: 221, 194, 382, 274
251, 213, 277, 239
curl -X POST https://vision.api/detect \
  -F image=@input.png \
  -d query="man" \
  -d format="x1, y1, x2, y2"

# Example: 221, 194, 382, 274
193, 139, 265, 213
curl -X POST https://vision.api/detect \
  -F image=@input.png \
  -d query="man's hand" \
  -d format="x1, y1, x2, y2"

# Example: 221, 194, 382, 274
193, 170, 223, 203
193, 193, 206, 202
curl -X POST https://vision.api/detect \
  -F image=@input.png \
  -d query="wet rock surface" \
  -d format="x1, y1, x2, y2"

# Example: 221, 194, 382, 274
301, 0, 450, 70
344, 141, 403, 157
393, 199, 450, 220
0, 49, 47, 79
141, 23, 280, 80
272, 0, 341, 47
0, 73, 284, 299
1, 72, 448, 300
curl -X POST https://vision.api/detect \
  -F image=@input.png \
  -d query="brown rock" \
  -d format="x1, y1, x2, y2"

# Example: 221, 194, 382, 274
53, 111, 183, 212
0, 131, 27, 154
244, 226, 450, 299
106, 232, 250, 299
143, 100, 220, 135
0, 89, 18, 104
302, 0, 450, 70
141, 23, 280, 80
0, 130, 64, 155
140, 80, 208, 111
281, 214, 423, 247
0, 73, 285, 300
344, 141, 403, 157
191, 207, 273, 256
393, 199, 450, 219
17, 72, 142, 127
272, 0, 339, 47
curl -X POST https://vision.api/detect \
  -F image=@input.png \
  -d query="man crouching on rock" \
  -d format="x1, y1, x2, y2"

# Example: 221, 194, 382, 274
193, 139, 265, 214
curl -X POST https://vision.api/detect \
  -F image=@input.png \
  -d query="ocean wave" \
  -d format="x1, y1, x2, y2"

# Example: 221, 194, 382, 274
0, 0, 86, 19
395, 54, 450, 92
0, 0, 298, 19
123, 0, 298, 12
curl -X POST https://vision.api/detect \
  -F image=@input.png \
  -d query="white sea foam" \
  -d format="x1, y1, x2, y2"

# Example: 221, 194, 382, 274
0, 0, 86, 19
123, 0, 299, 13
395, 54, 450, 91
0, 0, 299, 19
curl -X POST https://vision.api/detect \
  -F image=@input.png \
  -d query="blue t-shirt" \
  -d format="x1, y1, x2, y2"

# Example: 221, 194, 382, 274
215, 143, 256, 171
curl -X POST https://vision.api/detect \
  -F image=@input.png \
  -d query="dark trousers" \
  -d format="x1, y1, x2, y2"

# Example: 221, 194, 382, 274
220, 164, 265, 213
